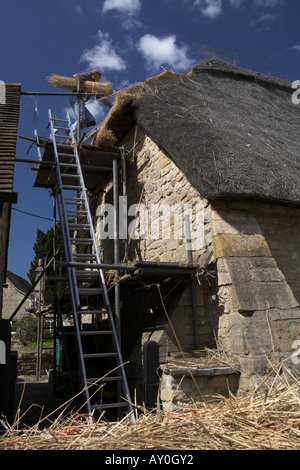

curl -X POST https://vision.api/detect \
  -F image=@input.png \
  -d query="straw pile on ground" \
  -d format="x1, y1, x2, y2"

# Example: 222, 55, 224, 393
47, 74, 113, 97
1, 376, 300, 450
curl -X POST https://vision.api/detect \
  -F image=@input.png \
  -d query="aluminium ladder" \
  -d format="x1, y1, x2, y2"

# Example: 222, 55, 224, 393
48, 109, 133, 419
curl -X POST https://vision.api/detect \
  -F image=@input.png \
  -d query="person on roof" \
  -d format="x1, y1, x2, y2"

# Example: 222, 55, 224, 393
70, 68, 112, 138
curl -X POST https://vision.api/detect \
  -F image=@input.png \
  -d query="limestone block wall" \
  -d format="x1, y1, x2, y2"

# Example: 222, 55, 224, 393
159, 365, 238, 411
212, 202, 300, 393
95, 125, 213, 265
94, 126, 217, 383
93, 127, 300, 395
17, 350, 53, 376
252, 203, 300, 305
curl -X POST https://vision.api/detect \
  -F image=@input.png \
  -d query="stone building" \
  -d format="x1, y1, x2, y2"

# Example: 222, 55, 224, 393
90, 60, 300, 399
2, 271, 33, 321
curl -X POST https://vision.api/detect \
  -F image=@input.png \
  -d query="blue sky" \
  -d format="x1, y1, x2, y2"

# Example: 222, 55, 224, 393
1, 0, 300, 281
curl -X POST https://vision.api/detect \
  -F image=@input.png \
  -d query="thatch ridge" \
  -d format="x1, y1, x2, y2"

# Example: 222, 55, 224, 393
189, 59, 292, 92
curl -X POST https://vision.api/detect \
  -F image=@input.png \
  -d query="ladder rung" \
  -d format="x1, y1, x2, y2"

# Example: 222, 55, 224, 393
83, 352, 117, 359
67, 210, 88, 215
88, 376, 123, 383
59, 163, 78, 168
77, 310, 108, 315
75, 270, 99, 276
54, 134, 69, 139
71, 240, 93, 246
72, 237, 93, 240
80, 330, 112, 336
58, 153, 75, 157
65, 203, 85, 207
91, 402, 128, 410
72, 253, 97, 258
68, 223, 90, 229
61, 174, 80, 179
71, 237, 93, 241
61, 185, 81, 190
72, 243, 94, 248
78, 288, 103, 295
65, 197, 85, 202
65, 201, 85, 206
54, 126, 71, 131
70, 229, 90, 234
51, 118, 68, 123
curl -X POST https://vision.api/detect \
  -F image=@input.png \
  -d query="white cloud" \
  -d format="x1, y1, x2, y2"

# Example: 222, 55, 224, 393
193, 0, 222, 19
102, 0, 141, 15
80, 31, 127, 72
74, 4, 83, 15
292, 45, 300, 53
137, 34, 194, 73
251, 12, 276, 30
102, 0, 142, 28
191, 0, 281, 19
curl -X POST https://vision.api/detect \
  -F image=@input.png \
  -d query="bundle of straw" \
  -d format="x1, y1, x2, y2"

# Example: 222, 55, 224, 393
94, 68, 186, 147
47, 74, 113, 97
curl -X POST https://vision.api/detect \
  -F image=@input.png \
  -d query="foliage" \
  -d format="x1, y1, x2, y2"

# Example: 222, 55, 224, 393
27, 223, 65, 305
14, 315, 53, 347
14, 315, 38, 346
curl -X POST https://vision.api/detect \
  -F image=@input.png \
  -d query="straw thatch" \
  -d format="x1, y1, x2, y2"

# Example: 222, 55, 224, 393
95, 128, 117, 148
1, 375, 300, 450
94, 68, 185, 147
95, 60, 300, 206
47, 74, 113, 97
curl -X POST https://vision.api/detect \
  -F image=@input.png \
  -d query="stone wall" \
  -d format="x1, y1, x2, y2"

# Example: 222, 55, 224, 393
159, 364, 238, 411
252, 203, 300, 305
127, 279, 218, 364
211, 202, 300, 393
95, 125, 217, 360
93, 127, 300, 397
95, 125, 212, 265
17, 350, 53, 376
2, 281, 31, 321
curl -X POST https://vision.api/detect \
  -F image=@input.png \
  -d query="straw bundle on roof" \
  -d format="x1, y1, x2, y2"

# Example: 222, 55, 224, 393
95, 128, 117, 148
47, 74, 113, 97
93, 69, 185, 148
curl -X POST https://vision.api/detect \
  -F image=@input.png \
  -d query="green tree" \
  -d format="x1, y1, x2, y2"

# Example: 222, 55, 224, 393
27, 223, 65, 305
14, 315, 38, 346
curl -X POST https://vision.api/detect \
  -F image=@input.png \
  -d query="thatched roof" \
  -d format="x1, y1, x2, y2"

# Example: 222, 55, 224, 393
95, 60, 300, 205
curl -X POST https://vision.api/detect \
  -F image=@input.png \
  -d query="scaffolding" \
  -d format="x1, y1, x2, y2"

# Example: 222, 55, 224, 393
14, 85, 215, 417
